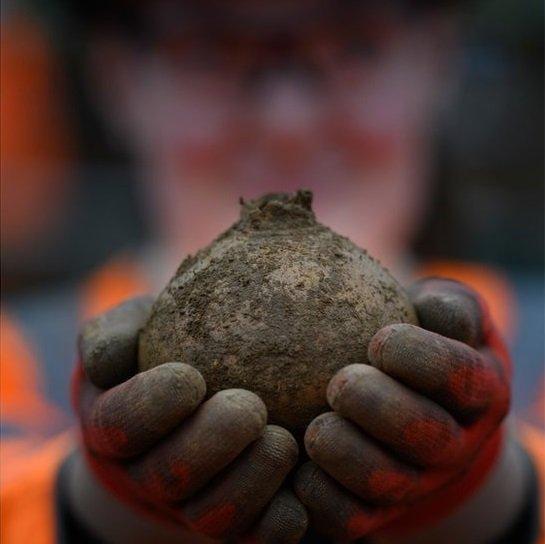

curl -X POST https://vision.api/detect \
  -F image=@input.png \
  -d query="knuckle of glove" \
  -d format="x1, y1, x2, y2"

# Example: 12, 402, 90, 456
398, 410, 463, 468
442, 349, 500, 420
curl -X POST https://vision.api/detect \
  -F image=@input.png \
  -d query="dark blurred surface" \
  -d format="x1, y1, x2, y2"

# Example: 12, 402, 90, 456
414, 0, 544, 270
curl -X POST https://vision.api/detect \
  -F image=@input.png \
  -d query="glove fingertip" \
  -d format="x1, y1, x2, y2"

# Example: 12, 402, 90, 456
248, 489, 309, 544
79, 296, 154, 389
409, 278, 483, 346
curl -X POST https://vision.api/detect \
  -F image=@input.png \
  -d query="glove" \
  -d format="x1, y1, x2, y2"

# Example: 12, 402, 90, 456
294, 278, 511, 541
73, 297, 308, 543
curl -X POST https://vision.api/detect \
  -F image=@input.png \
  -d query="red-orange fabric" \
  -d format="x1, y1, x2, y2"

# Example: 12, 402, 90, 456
0, 312, 64, 430
0, 434, 71, 544
79, 254, 150, 322
1, 258, 148, 544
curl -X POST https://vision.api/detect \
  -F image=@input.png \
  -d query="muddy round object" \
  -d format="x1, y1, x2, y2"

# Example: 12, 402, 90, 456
138, 190, 417, 435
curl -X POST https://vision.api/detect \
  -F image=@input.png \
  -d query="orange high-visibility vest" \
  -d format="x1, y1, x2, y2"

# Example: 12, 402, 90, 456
0, 312, 73, 544
1, 256, 543, 544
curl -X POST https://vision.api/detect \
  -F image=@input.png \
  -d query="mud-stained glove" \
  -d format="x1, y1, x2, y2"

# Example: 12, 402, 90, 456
294, 278, 511, 541
73, 297, 308, 543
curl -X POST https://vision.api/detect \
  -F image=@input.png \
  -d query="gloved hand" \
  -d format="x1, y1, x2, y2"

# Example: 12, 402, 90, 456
294, 278, 511, 541
73, 297, 308, 543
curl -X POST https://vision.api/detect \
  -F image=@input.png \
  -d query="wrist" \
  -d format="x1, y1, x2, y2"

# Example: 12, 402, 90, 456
66, 448, 215, 544
371, 423, 530, 544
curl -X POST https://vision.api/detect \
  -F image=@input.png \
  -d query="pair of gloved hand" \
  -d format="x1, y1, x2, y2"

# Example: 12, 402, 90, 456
74, 278, 510, 542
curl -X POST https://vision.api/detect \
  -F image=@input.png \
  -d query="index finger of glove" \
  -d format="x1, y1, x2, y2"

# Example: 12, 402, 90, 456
327, 365, 463, 467
408, 278, 484, 347
79, 296, 153, 389
368, 324, 503, 421
83, 363, 206, 459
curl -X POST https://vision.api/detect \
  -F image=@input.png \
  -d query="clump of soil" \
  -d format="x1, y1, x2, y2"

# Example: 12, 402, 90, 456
139, 190, 417, 435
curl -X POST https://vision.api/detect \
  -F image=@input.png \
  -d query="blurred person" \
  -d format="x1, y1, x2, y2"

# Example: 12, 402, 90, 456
1, 1, 543, 544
